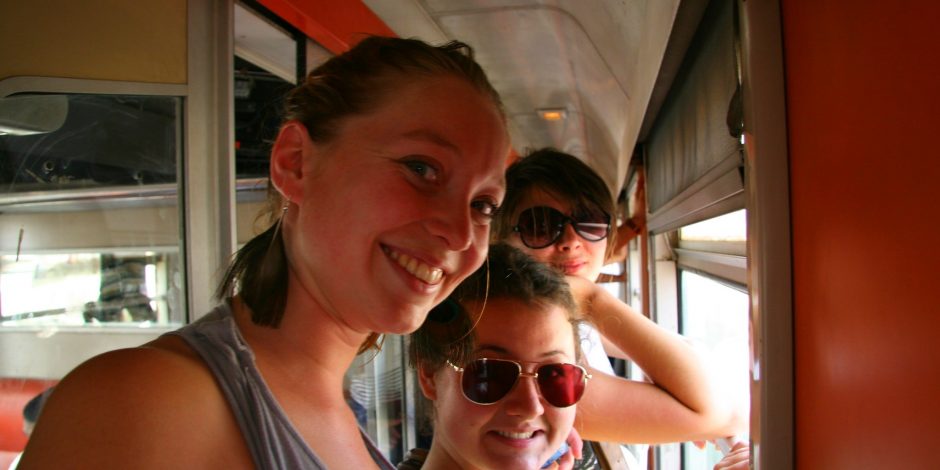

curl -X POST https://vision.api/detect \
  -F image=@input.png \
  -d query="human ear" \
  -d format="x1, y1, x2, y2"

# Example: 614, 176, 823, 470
269, 120, 309, 204
416, 364, 439, 401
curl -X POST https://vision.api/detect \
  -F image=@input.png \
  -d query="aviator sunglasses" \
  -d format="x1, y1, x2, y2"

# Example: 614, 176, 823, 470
512, 206, 611, 249
447, 358, 592, 408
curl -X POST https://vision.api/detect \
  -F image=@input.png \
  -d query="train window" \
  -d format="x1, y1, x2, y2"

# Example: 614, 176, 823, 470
0, 93, 184, 330
678, 210, 746, 255
1, 94, 179, 191
234, 2, 298, 180
651, 209, 749, 470
0, 91, 184, 397
679, 270, 749, 469
1, 252, 180, 327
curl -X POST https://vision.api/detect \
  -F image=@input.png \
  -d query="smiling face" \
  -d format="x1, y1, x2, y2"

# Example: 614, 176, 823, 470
280, 74, 510, 335
421, 298, 578, 470
507, 188, 608, 282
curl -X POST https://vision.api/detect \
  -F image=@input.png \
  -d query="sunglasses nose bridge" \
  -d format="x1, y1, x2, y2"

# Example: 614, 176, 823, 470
502, 371, 546, 417
555, 219, 585, 248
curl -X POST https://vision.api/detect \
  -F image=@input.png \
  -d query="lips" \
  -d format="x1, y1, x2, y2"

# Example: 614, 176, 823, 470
552, 260, 585, 275
384, 247, 444, 285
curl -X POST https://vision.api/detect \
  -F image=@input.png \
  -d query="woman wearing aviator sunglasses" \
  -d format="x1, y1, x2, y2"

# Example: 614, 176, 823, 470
405, 243, 587, 470
492, 149, 745, 460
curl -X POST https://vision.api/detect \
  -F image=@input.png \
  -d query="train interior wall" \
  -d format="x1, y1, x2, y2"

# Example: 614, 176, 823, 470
783, 1, 940, 467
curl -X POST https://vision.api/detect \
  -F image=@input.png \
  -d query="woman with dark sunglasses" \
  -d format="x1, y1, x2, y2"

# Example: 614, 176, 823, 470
404, 243, 587, 470
20, 37, 511, 470
492, 149, 745, 464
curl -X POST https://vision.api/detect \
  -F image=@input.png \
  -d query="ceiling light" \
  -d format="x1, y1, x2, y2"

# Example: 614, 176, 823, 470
537, 108, 567, 121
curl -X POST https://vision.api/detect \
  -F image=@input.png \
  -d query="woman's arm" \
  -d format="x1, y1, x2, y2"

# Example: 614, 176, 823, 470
567, 276, 745, 443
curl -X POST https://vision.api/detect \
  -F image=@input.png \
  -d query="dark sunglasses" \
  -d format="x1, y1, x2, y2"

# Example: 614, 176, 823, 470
447, 358, 592, 408
512, 206, 610, 249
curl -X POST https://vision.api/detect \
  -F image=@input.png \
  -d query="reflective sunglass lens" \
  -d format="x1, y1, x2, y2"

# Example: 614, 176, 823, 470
515, 206, 609, 248
462, 359, 520, 404
537, 363, 585, 407
574, 222, 609, 240
515, 207, 561, 249
571, 207, 610, 240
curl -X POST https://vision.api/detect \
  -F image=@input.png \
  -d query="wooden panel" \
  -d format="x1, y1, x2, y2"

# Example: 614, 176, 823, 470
0, 0, 186, 83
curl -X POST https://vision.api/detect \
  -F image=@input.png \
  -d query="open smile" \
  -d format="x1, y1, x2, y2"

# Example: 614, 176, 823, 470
384, 247, 444, 285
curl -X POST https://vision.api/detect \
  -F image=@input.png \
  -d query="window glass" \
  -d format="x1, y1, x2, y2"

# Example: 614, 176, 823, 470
679, 209, 746, 242
0, 93, 184, 329
345, 335, 407, 464
233, 2, 297, 180
1, 94, 178, 191
679, 270, 750, 469
678, 209, 746, 257
234, 56, 293, 179
1, 252, 181, 327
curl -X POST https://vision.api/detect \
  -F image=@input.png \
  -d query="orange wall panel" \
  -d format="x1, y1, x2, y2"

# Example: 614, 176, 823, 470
783, 1, 940, 467
259, 0, 395, 53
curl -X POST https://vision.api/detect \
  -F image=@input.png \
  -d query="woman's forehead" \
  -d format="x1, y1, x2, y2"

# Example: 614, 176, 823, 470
516, 188, 571, 212
470, 299, 575, 357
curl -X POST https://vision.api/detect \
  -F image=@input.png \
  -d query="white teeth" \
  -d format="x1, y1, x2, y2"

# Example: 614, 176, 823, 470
386, 249, 444, 285
495, 430, 535, 439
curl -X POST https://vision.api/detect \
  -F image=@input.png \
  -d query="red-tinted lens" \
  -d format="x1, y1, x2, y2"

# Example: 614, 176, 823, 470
461, 359, 521, 404
536, 363, 586, 407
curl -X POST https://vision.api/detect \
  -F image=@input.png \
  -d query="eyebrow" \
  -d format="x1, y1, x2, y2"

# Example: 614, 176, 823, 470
475, 344, 567, 360
400, 129, 460, 154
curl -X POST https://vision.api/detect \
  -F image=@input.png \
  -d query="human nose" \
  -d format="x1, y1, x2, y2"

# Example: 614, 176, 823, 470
555, 222, 583, 251
426, 198, 474, 251
503, 373, 545, 418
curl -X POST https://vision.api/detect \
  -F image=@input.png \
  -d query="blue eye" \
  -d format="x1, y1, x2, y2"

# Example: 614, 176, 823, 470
404, 160, 440, 182
471, 199, 499, 221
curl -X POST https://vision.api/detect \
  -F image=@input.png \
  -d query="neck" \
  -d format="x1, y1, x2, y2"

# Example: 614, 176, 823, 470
422, 442, 477, 470
232, 279, 371, 395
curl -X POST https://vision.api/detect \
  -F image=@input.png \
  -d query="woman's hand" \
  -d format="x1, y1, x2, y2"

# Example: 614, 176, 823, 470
547, 427, 584, 470
713, 441, 749, 470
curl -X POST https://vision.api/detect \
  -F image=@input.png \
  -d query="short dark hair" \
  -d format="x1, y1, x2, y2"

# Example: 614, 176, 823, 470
409, 243, 582, 374
216, 37, 505, 349
492, 148, 616, 257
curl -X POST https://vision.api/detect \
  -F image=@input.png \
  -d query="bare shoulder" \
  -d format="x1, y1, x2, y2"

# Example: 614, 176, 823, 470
18, 336, 252, 469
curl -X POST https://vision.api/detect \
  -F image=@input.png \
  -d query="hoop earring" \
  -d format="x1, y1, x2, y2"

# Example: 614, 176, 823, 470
270, 201, 289, 243
453, 255, 490, 343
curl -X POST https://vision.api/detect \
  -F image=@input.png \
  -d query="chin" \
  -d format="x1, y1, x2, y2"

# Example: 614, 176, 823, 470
379, 307, 429, 335
487, 456, 542, 470
479, 446, 547, 470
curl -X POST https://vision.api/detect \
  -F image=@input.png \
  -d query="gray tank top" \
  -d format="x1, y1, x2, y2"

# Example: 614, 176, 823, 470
167, 302, 394, 470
